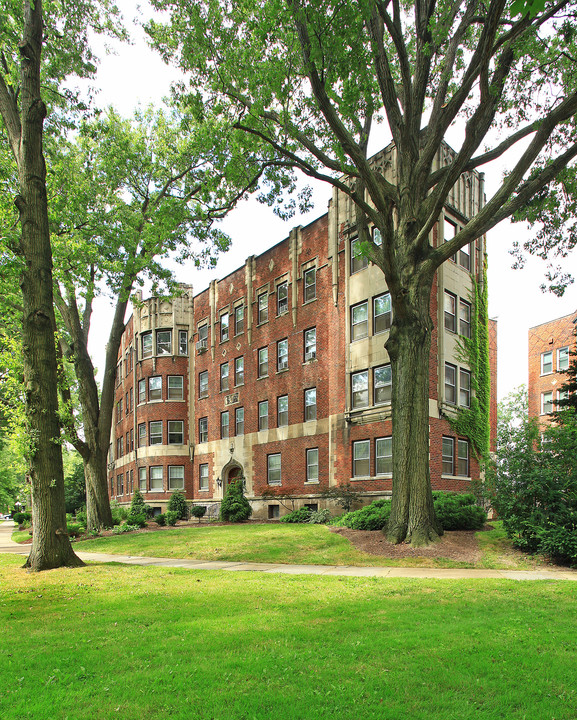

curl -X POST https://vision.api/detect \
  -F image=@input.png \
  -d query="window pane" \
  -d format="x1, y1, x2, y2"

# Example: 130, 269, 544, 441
138, 423, 146, 447
352, 371, 369, 408
199, 371, 208, 398
221, 411, 229, 438
168, 376, 183, 400
445, 364, 456, 404
278, 396, 288, 427
267, 454, 281, 485
374, 365, 392, 404
142, 333, 152, 358
304, 267, 316, 302
376, 437, 392, 475
139, 467, 146, 491
168, 420, 184, 444
373, 293, 392, 333
457, 440, 469, 477
156, 330, 172, 355
459, 243, 471, 271
259, 400, 269, 430
258, 347, 268, 377
541, 351, 553, 374
198, 324, 208, 351
277, 282, 288, 314
444, 292, 456, 333
306, 448, 319, 482
351, 302, 368, 340
235, 407, 244, 435
235, 305, 244, 335
150, 466, 163, 490
459, 300, 471, 338
542, 392, 553, 414
149, 421, 162, 445
220, 362, 229, 391
277, 339, 288, 371
220, 312, 229, 342
149, 376, 162, 401
168, 466, 184, 490
351, 238, 368, 273
258, 293, 268, 323
304, 388, 317, 421
353, 440, 370, 477
179, 330, 188, 355
199, 417, 208, 443
459, 369, 471, 408
304, 328, 316, 360
558, 347, 569, 371
138, 379, 146, 404
235, 356, 244, 386
442, 437, 454, 475
199, 464, 209, 490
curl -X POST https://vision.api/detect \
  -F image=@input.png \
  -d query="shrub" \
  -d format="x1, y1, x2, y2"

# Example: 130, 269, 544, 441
307, 509, 332, 524
190, 505, 207, 520
154, 513, 166, 526
220, 479, 252, 523
433, 492, 487, 531
332, 499, 391, 531
167, 490, 188, 520
130, 489, 153, 519
13, 512, 31, 525
110, 500, 129, 526
321, 484, 363, 512
75, 508, 87, 526
125, 512, 147, 529
113, 523, 140, 534
280, 507, 312, 523
165, 510, 179, 526
67, 522, 85, 538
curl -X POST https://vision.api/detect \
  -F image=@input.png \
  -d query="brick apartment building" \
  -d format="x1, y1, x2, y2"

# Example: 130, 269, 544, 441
109, 144, 497, 519
528, 311, 576, 426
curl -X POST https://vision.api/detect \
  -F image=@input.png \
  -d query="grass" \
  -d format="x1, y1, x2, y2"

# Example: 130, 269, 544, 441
68, 521, 550, 570
11, 530, 32, 544
1, 553, 576, 719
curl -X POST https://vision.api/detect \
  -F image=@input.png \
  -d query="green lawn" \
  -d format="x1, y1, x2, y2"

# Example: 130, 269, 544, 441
70, 521, 546, 570
1, 553, 576, 720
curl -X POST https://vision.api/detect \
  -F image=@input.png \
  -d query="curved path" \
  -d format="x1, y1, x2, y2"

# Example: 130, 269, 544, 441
1, 520, 575, 580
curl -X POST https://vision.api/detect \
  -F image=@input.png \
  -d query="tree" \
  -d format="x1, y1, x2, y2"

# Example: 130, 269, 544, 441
0, 0, 123, 570
48, 106, 281, 531
149, 0, 577, 545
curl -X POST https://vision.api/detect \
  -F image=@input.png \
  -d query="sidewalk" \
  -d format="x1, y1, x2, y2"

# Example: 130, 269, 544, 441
2, 520, 576, 580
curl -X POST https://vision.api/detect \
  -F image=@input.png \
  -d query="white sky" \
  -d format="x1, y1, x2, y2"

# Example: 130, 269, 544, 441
83, 2, 577, 402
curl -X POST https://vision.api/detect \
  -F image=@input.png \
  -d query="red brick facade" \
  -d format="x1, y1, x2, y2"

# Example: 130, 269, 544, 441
528, 312, 576, 427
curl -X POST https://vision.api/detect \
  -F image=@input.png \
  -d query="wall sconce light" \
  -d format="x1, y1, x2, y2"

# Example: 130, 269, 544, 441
229, 444, 234, 455
216, 477, 222, 488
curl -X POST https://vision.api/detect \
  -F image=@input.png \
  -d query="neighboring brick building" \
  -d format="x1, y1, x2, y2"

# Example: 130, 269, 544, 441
108, 144, 497, 518
528, 311, 576, 427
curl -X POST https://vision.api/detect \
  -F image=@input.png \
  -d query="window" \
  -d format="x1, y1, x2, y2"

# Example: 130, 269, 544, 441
445, 363, 456, 404
457, 440, 469, 477
178, 330, 188, 355
138, 423, 146, 447
142, 332, 152, 358
139, 467, 146, 491
167, 376, 184, 400
351, 301, 368, 341
459, 243, 471, 271
304, 388, 317, 421
258, 347, 268, 377
197, 324, 208, 351
353, 440, 370, 477
199, 417, 208, 443
117, 399, 122, 422
541, 391, 553, 415
149, 376, 162, 401
277, 395, 288, 427
220, 312, 229, 342
130, 428, 134, 451
558, 346, 570, 371
541, 351, 553, 375
235, 407, 244, 436
168, 466, 185, 490
258, 292, 268, 324
277, 281, 288, 315
277, 338, 288, 371
130, 469, 134, 493
199, 463, 209, 491
444, 291, 456, 333
373, 293, 392, 333
459, 299, 471, 338
304, 327, 316, 360
258, 400, 268, 430
235, 356, 244, 386
351, 370, 369, 409
168, 420, 184, 444
351, 237, 368, 273
459, 369, 471, 408
268, 504, 280, 519
125, 392, 129, 415
376, 437, 392, 475
234, 304, 244, 335
557, 389, 570, 407
303, 267, 316, 302
372, 364, 391, 405
373, 227, 382, 246
267, 453, 281, 485
220, 362, 229, 392
306, 448, 319, 483
138, 379, 146, 404
150, 466, 163, 491
156, 330, 172, 355
199, 370, 208, 398
442, 437, 454, 475
149, 421, 162, 445
221, 411, 229, 438
444, 218, 457, 262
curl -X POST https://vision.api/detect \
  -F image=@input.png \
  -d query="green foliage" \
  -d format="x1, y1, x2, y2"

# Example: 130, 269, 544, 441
306, 509, 332, 525
448, 270, 491, 460
280, 507, 313, 524
75, 509, 87, 526
432, 492, 487, 531
130, 489, 152, 519
488, 390, 577, 566
167, 490, 188, 520
219, 480, 252, 523
63, 454, 86, 514
66, 522, 85, 538
320, 484, 363, 513
110, 501, 129, 527
154, 514, 166, 526
165, 510, 179, 526
332, 500, 391, 531
112, 523, 140, 535
13, 512, 31, 525
125, 513, 147, 529
190, 505, 207, 519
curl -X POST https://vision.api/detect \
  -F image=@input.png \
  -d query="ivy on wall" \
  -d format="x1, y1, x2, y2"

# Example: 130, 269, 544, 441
448, 261, 491, 460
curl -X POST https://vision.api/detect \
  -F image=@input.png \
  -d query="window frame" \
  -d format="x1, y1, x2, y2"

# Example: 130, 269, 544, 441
304, 387, 317, 421
168, 465, 185, 491
258, 400, 269, 431
257, 292, 268, 324
457, 440, 469, 477
220, 311, 230, 342
220, 361, 230, 392
235, 356, 244, 386
277, 281, 288, 315
138, 466, 147, 492
541, 391, 553, 415
277, 395, 288, 427
444, 291, 457, 333
138, 423, 146, 448
353, 439, 370, 478
267, 453, 281, 486
304, 327, 317, 361
199, 370, 208, 398
149, 420, 163, 446
376, 436, 392, 475
351, 370, 369, 409
141, 332, 153, 359
277, 338, 288, 371
442, 436, 455, 475
258, 347, 268, 378
541, 350, 553, 375
148, 376, 162, 402
303, 267, 316, 302
199, 463, 209, 491
444, 363, 457, 405
156, 329, 172, 356
351, 301, 369, 341
167, 375, 184, 400
138, 379, 146, 404
150, 466, 163, 491
178, 330, 188, 355
168, 420, 184, 445
234, 304, 245, 335
459, 299, 471, 338
350, 237, 368, 274
374, 364, 392, 405
558, 346, 570, 372
306, 448, 319, 483
459, 368, 471, 408
373, 293, 392, 334
221, 411, 230, 439
198, 417, 208, 444
235, 407, 245, 436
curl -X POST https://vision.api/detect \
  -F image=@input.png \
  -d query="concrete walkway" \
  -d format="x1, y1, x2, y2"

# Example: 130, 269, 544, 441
1, 520, 576, 580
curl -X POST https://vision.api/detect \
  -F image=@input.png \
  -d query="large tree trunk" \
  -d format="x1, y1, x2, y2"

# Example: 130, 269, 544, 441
385, 276, 443, 546
84, 448, 113, 530
17, 0, 83, 570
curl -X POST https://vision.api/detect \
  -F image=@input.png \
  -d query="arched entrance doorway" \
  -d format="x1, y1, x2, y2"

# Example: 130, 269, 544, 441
220, 459, 245, 492
226, 466, 243, 489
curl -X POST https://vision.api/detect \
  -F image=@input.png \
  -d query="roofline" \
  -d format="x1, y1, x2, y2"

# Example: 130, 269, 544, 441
528, 310, 577, 331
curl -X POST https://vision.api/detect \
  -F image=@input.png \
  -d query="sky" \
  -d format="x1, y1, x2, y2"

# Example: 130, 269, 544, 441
83, 2, 577, 402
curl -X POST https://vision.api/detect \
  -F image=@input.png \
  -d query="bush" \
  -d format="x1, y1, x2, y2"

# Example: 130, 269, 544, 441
125, 512, 147, 529
130, 489, 153, 519
433, 492, 487, 531
321, 484, 363, 513
13, 512, 31, 525
220, 479, 252, 523
307, 509, 332, 524
113, 523, 140, 534
280, 507, 312, 523
154, 513, 166, 526
167, 490, 188, 520
75, 508, 87, 526
67, 522, 85, 538
332, 499, 391, 531
190, 505, 207, 520
110, 500, 129, 526
165, 510, 179, 526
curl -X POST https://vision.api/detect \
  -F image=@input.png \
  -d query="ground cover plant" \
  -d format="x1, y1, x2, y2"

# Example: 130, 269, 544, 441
1, 554, 576, 720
